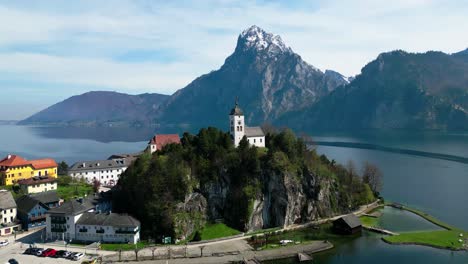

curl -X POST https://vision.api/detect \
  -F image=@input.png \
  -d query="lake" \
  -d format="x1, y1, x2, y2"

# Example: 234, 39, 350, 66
0, 125, 467, 263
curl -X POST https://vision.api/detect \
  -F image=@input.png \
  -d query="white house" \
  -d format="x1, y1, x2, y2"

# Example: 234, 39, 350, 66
46, 195, 139, 244
68, 158, 129, 186
75, 212, 140, 244
229, 100, 265, 148
0, 190, 21, 236
17, 176, 58, 194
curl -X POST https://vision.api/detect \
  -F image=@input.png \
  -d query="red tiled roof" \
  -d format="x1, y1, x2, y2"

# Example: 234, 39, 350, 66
30, 159, 58, 169
0, 155, 57, 169
17, 176, 57, 186
0, 155, 29, 167
149, 134, 181, 151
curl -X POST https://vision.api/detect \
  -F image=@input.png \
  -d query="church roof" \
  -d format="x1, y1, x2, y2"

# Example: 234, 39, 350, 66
245, 126, 265, 137
230, 100, 244, 116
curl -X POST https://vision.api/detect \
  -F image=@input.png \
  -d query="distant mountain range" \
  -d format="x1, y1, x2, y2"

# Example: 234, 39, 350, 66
20, 26, 468, 131
19, 91, 169, 126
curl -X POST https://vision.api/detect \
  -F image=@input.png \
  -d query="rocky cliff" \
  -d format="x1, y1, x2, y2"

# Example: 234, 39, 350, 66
155, 25, 348, 129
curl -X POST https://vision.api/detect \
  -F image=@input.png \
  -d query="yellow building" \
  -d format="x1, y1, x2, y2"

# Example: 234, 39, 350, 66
0, 155, 58, 186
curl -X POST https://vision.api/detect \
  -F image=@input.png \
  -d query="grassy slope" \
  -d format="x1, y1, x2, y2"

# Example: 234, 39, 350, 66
199, 223, 242, 240
56, 183, 93, 201
384, 230, 467, 250
359, 216, 379, 227
382, 205, 467, 250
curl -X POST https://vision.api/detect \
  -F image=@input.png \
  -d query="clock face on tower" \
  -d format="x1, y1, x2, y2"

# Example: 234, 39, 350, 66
238, 121, 241, 125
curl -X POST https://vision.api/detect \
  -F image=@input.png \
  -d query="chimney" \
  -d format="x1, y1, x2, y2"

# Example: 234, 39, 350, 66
7, 154, 11, 160
82, 162, 86, 168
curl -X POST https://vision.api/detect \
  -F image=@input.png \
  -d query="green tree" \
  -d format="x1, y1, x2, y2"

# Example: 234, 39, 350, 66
58, 161, 69, 175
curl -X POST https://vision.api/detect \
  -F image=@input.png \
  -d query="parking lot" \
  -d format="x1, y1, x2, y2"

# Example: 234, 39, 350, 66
0, 243, 98, 264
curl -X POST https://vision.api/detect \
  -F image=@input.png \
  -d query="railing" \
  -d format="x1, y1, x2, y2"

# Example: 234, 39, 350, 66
51, 218, 66, 224
51, 227, 66, 232
115, 228, 138, 234
29, 215, 46, 221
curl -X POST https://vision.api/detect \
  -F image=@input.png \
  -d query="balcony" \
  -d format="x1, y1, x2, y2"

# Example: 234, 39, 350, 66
51, 227, 66, 232
115, 228, 139, 234
29, 215, 46, 221
51, 218, 66, 224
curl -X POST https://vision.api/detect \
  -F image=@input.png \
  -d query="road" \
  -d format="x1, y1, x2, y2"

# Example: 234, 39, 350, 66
0, 200, 379, 263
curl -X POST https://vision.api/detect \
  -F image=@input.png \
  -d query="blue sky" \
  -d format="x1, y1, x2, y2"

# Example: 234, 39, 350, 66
0, 0, 467, 119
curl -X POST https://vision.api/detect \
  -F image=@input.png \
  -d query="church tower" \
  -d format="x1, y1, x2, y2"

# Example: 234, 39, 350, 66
229, 99, 245, 147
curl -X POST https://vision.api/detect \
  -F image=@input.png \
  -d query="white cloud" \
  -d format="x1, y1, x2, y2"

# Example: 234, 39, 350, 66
0, 0, 467, 100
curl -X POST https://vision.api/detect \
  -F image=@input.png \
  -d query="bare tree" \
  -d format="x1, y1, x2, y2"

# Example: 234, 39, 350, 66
362, 161, 383, 195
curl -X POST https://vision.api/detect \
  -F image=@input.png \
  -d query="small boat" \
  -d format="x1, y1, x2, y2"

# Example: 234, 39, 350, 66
298, 252, 313, 262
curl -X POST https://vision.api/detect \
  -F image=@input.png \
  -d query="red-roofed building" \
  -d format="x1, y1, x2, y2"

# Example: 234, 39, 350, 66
147, 134, 181, 153
0, 154, 58, 186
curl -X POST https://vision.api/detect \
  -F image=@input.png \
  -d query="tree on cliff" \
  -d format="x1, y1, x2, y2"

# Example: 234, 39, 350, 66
362, 161, 383, 195
113, 127, 378, 239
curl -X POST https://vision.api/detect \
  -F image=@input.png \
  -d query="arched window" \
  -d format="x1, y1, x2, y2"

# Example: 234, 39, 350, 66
240, 126, 243, 131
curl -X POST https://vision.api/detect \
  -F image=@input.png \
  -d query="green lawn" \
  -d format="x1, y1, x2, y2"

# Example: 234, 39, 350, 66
100, 241, 151, 251
199, 223, 242, 240
56, 183, 93, 201
384, 230, 467, 250
360, 216, 379, 227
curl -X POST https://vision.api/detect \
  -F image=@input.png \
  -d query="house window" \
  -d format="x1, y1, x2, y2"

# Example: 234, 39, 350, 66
260, 138, 263, 143
254, 139, 256, 143
240, 126, 243, 131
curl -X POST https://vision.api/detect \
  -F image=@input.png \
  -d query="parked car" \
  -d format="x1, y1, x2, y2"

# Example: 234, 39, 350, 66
7, 259, 19, 264
54, 250, 72, 258
41, 248, 57, 257
34, 248, 45, 256
70, 252, 85, 261
0, 241, 9, 247
23, 248, 35, 255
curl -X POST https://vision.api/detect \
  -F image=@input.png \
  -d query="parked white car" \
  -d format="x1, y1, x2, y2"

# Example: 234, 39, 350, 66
0, 241, 9, 247
72, 252, 84, 261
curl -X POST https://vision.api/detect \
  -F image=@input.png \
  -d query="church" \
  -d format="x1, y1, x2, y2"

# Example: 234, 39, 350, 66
229, 100, 265, 148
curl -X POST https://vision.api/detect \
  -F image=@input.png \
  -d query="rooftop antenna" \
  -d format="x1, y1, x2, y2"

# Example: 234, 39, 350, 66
235, 96, 239, 106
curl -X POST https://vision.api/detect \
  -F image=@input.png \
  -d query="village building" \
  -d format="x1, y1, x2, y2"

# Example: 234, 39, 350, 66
15, 191, 60, 230
147, 134, 181, 154
333, 214, 362, 234
75, 212, 140, 244
68, 159, 130, 186
0, 190, 21, 236
229, 100, 265, 148
17, 176, 57, 194
0, 154, 58, 186
46, 195, 139, 244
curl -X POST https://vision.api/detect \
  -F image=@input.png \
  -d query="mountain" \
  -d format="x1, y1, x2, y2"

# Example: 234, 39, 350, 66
19, 91, 169, 126
280, 50, 468, 131
155, 25, 348, 129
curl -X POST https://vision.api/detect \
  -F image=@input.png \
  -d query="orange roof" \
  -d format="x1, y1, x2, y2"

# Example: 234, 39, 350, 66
149, 134, 181, 151
30, 159, 58, 169
0, 155, 57, 169
0, 155, 29, 167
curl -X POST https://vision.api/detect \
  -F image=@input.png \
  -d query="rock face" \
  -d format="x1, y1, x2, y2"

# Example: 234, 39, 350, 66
156, 25, 348, 129
174, 193, 208, 240
248, 169, 338, 231
176, 167, 343, 233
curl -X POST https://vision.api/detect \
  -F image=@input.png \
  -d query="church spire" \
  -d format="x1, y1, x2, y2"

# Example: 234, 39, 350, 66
230, 97, 243, 116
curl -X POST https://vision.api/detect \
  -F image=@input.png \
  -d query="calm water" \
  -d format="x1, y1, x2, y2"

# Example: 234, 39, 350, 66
1, 125, 467, 263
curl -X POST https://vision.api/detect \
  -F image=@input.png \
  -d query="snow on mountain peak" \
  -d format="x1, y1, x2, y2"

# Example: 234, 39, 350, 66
239, 25, 290, 54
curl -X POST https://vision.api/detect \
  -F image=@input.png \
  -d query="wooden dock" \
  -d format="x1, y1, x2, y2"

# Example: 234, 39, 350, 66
363, 226, 399, 236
